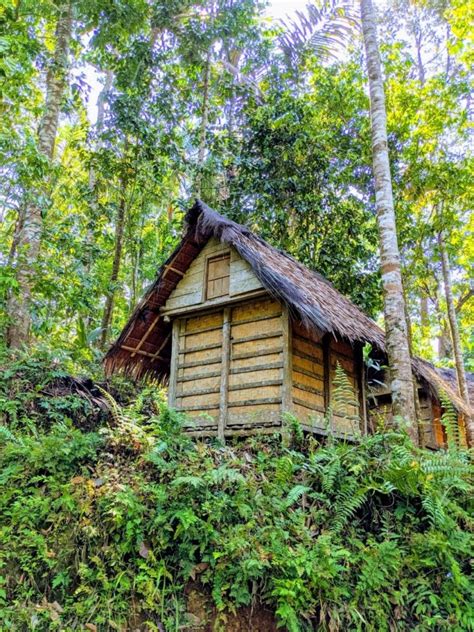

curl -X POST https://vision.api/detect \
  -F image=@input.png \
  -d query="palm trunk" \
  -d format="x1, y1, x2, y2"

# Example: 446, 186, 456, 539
438, 223, 472, 445
360, 0, 418, 443
7, 0, 72, 348
99, 176, 128, 349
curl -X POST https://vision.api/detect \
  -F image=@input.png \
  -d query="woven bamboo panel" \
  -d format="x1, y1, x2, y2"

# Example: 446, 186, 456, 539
227, 403, 281, 427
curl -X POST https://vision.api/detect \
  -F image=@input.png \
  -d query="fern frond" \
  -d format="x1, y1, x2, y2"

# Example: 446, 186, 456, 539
439, 391, 460, 449
96, 385, 126, 426
331, 485, 368, 533
331, 362, 360, 435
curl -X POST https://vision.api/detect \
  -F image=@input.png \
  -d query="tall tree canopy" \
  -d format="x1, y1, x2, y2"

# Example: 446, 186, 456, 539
1, 0, 472, 412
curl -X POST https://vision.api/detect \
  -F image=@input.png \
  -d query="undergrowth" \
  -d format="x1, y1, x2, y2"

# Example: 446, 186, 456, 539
0, 354, 472, 631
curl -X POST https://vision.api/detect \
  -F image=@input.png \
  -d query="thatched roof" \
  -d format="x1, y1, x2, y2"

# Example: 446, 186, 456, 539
104, 200, 385, 380
104, 200, 471, 416
434, 367, 474, 402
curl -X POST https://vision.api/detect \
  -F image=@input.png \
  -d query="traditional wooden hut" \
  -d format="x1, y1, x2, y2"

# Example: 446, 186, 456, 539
105, 201, 470, 444
367, 356, 471, 448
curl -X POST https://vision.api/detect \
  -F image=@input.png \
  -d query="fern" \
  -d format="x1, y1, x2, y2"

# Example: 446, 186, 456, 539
331, 362, 361, 436
421, 492, 448, 528
331, 483, 368, 533
210, 465, 245, 486
0, 425, 22, 445
96, 385, 127, 426
285, 484, 311, 508
96, 385, 151, 450
439, 391, 460, 449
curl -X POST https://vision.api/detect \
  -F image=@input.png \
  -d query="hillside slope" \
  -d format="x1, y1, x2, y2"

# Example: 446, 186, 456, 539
0, 354, 472, 631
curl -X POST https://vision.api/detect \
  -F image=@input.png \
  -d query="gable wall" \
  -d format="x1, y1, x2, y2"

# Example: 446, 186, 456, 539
164, 238, 263, 312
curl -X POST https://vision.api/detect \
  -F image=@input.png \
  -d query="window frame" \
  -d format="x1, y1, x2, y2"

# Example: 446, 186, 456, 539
204, 251, 231, 301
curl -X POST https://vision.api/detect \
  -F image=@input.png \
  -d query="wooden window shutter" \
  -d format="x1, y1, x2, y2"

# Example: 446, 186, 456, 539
206, 253, 230, 299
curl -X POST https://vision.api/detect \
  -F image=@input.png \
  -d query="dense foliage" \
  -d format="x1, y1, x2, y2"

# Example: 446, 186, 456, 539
0, 0, 472, 366
0, 355, 472, 631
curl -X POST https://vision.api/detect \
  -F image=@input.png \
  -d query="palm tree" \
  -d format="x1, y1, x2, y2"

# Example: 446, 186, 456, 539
359, 0, 417, 441
280, 0, 418, 442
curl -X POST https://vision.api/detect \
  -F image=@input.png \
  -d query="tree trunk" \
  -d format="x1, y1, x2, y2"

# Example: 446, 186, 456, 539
89, 69, 113, 192
7, 0, 72, 348
420, 294, 429, 329
360, 0, 418, 443
130, 216, 144, 312
195, 49, 211, 198
438, 223, 472, 445
99, 176, 128, 349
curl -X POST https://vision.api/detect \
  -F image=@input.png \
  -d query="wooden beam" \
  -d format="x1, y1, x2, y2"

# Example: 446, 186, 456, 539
181, 340, 222, 353
227, 397, 281, 407
230, 361, 283, 375
293, 381, 324, 397
179, 324, 222, 336
168, 319, 180, 408
292, 366, 324, 381
218, 307, 231, 442
178, 356, 222, 369
281, 305, 293, 418
176, 402, 219, 412
120, 345, 165, 361
130, 314, 160, 357
232, 311, 282, 327
177, 370, 222, 382
160, 288, 267, 317
231, 346, 282, 361
177, 385, 220, 397
164, 265, 185, 277
152, 332, 171, 359
293, 397, 325, 414
228, 379, 283, 392
356, 343, 368, 436
232, 331, 282, 345
323, 335, 331, 411
292, 349, 324, 366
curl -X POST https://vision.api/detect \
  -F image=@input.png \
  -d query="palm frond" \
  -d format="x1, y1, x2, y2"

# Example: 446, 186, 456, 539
279, 1, 357, 68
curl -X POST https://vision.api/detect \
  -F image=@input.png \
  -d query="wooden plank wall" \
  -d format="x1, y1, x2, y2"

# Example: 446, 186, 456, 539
368, 399, 393, 433
173, 297, 284, 434
329, 339, 360, 436
419, 392, 438, 448
165, 238, 263, 312
229, 249, 263, 295
290, 322, 326, 430
227, 298, 284, 428
289, 325, 361, 438
174, 310, 223, 430
368, 387, 454, 450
